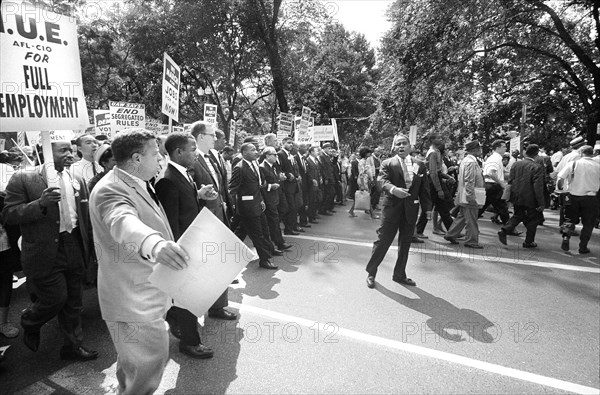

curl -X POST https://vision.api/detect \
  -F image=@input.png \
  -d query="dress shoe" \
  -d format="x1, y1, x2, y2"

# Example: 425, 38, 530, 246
432, 229, 446, 235
298, 223, 311, 228
506, 230, 522, 236
277, 243, 292, 250
60, 345, 99, 361
231, 279, 240, 284
464, 243, 484, 249
23, 329, 40, 352
309, 220, 319, 224
294, 227, 305, 233
522, 242, 537, 248
393, 277, 417, 286
349, 212, 358, 217
366, 275, 375, 289
497, 230, 507, 245
179, 344, 214, 359
272, 249, 284, 256
208, 308, 238, 320
444, 236, 459, 244
259, 260, 279, 270
456, 233, 466, 239
411, 237, 424, 244
415, 233, 429, 239
284, 230, 300, 235
579, 247, 591, 254
561, 237, 570, 251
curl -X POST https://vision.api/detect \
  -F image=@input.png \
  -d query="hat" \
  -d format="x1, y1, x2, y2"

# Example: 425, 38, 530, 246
570, 136, 586, 148
464, 140, 480, 151
94, 143, 110, 164
322, 142, 332, 148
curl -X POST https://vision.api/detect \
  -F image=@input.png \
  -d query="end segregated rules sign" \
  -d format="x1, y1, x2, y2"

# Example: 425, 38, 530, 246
0, 1, 90, 132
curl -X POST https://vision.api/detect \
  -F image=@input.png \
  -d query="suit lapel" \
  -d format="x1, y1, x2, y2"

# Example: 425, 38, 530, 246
115, 167, 165, 219
393, 156, 406, 188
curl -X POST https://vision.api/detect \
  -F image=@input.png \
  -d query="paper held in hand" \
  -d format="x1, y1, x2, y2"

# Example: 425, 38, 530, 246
149, 208, 257, 317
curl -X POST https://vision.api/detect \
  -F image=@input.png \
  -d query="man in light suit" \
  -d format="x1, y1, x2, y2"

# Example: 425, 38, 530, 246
3, 141, 97, 360
155, 133, 215, 359
365, 134, 432, 288
90, 129, 189, 395
230, 143, 278, 269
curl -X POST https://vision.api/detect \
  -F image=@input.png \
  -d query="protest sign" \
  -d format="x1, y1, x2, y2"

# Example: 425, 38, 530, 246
229, 119, 236, 146
510, 135, 521, 153
331, 118, 339, 145
145, 117, 168, 135
172, 126, 184, 133
161, 52, 180, 122
312, 125, 334, 142
298, 106, 311, 134
204, 104, 218, 125
25, 131, 40, 146
409, 125, 417, 146
295, 118, 313, 144
0, 1, 90, 132
277, 112, 293, 140
94, 110, 112, 138
17, 131, 25, 146
149, 209, 256, 318
109, 101, 145, 133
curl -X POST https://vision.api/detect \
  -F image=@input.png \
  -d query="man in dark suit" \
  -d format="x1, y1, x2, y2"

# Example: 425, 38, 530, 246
318, 143, 336, 215
278, 137, 301, 235
295, 143, 311, 228
498, 144, 546, 248
305, 146, 321, 224
260, 146, 292, 251
155, 133, 215, 359
2, 141, 97, 360
230, 143, 278, 269
365, 134, 432, 288
190, 122, 237, 320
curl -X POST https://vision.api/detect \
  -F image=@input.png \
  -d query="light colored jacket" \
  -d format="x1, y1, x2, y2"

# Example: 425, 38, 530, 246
90, 167, 174, 323
455, 155, 484, 207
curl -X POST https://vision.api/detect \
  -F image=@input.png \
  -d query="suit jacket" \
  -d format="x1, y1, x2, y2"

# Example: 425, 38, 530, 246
155, 163, 200, 240
192, 152, 228, 223
305, 156, 319, 190
455, 155, 485, 207
89, 167, 173, 323
2, 166, 93, 278
318, 152, 334, 184
277, 149, 299, 194
508, 158, 545, 208
379, 156, 432, 224
260, 161, 280, 206
229, 160, 265, 217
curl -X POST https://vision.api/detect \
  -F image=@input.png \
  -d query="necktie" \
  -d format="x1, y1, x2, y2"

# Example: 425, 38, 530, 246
204, 154, 220, 190
252, 162, 261, 184
57, 172, 73, 233
92, 161, 98, 176
186, 169, 197, 189
146, 181, 159, 205
401, 159, 412, 189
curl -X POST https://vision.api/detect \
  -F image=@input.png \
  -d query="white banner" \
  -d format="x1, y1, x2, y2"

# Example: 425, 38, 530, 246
0, 1, 90, 132
510, 135, 521, 153
312, 125, 335, 142
299, 106, 311, 134
109, 101, 145, 133
331, 118, 339, 145
161, 53, 180, 122
204, 103, 218, 125
277, 112, 293, 140
94, 110, 112, 138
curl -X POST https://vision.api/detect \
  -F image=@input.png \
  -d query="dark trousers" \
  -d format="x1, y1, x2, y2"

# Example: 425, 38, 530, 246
562, 195, 599, 249
478, 182, 510, 224
320, 182, 334, 212
365, 209, 415, 280
335, 181, 344, 203
241, 214, 272, 262
265, 202, 285, 246
283, 190, 298, 232
416, 192, 454, 233
297, 188, 308, 225
166, 306, 200, 346
22, 230, 84, 348
307, 187, 319, 220
502, 205, 544, 244
370, 184, 381, 208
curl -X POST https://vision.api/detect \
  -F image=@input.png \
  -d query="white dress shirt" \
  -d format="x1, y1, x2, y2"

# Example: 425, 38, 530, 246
69, 158, 102, 184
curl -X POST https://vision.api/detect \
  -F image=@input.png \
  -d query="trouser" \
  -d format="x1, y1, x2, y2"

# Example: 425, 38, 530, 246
241, 214, 273, 261
107, 318, 169, 395
265, 202, 285, 246
320, 182, 334, 213
283, 190, 298, 232
561, 195, 599, 249
416, 191, 454, 233
335, 180, 344, 203
166, 306, 200, 346
298, 188, 308, 225
502, 205, 544, 244
446, 205, 479, 245
21, 230, 84, 348
370, 184, 381, 208
365, 209, 415, 280
307, 187, 319, 221
478, 182, 510, 224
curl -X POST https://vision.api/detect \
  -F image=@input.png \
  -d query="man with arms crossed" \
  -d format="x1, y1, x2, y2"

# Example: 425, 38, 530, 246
90, 129, 189, 395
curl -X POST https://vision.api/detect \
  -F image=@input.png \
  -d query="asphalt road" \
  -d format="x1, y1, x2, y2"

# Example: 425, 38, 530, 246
1, 205, 599, 394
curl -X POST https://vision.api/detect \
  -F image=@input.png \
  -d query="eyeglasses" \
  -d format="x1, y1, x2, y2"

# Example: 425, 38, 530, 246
201, 133, 216, 137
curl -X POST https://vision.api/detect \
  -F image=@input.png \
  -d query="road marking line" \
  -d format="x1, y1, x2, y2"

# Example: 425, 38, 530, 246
230, 302, 599, 395
287, 234, 600, 274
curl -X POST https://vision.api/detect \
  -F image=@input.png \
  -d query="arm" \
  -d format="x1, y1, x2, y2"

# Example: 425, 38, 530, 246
532, 164, 546, 209
155, 178, 180, 239
463, 161, 478, 205
229, 164, 241, 203
2, 172, 48, 225
428, 151, 444, 196
418, 163, 433, 212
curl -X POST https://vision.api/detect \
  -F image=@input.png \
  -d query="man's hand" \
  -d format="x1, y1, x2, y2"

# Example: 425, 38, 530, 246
279, 172, 287, 181
312, 180, 318, 187
39, 187, 61, 207
154, 241, 189, 271
198, 184, 218, 200
260, 201, 266, 212
426, 211, 432, 220
288, 174, 295, 181
536, 206, 544, 212
270, 183, 280, 190
437, 190, 445, 199
392, 187, 410, 199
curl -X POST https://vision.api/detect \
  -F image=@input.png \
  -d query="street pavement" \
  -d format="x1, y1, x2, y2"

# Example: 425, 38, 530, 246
1, 205, 599, 394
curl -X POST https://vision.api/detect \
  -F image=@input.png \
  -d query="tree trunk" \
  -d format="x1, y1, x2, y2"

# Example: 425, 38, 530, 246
265, 40, 288, 113
585, 98, 599, 145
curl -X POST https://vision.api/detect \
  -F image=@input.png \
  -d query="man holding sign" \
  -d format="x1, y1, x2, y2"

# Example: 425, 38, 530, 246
2, 140, 97, 360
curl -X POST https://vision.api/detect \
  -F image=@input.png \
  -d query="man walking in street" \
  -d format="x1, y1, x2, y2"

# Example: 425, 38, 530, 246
479, 139, 510, 225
